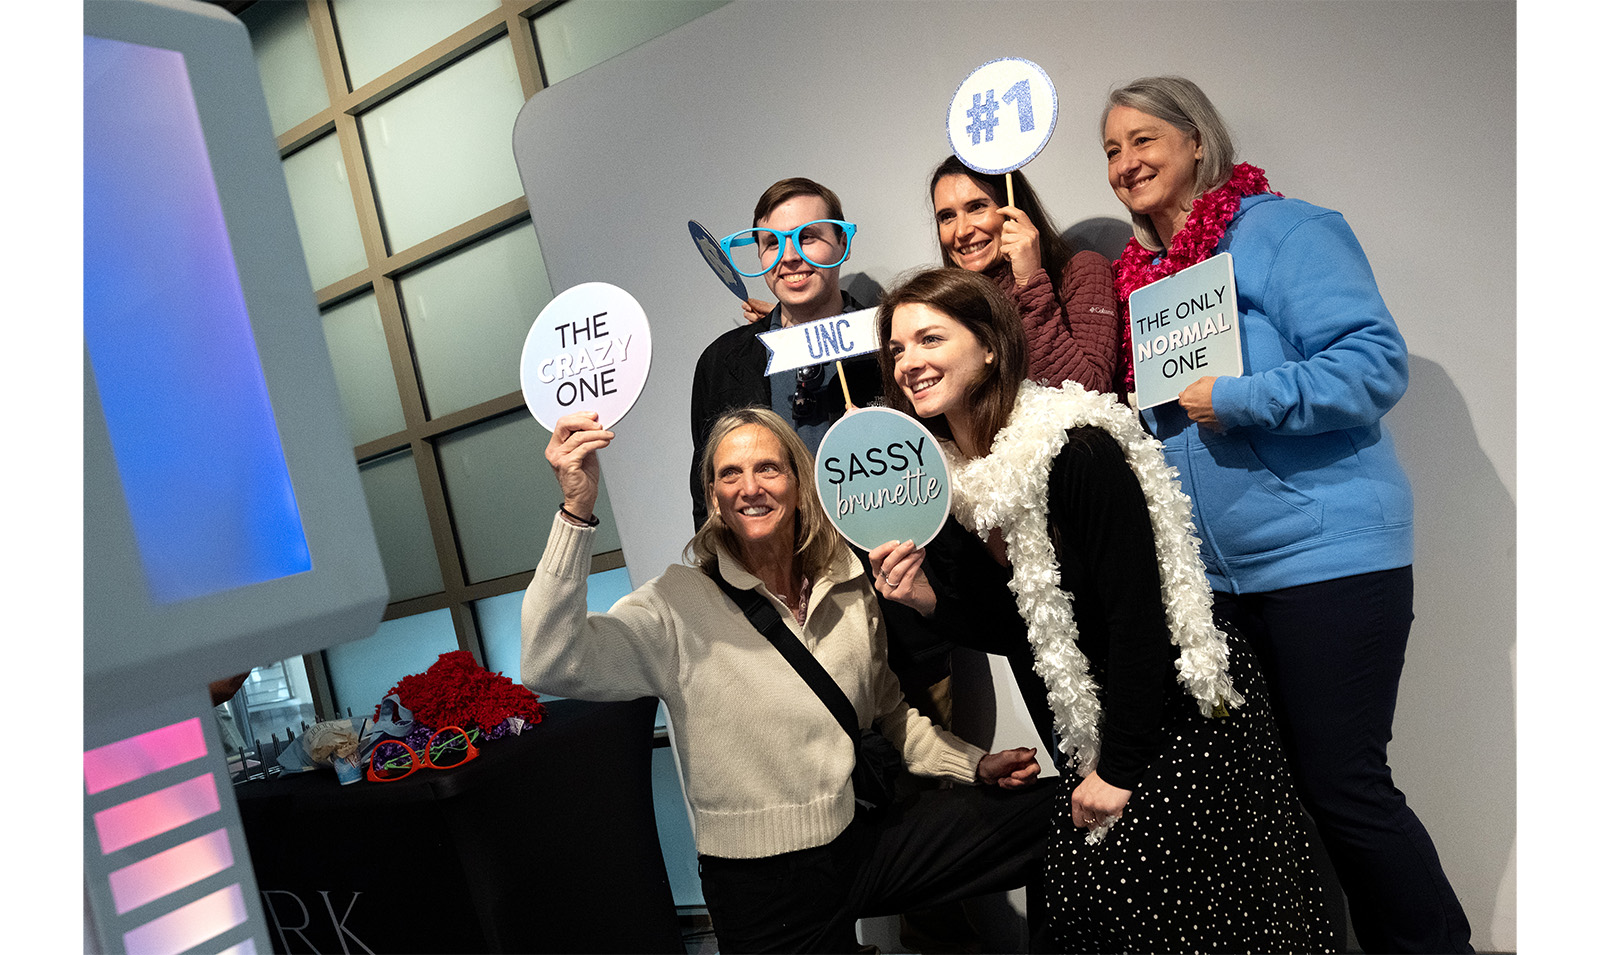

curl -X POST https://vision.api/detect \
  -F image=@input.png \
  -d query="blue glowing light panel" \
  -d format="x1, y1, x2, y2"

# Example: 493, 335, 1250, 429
84, 34, 311, 605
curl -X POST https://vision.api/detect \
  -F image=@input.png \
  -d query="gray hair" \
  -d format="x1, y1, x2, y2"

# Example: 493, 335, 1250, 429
1101, 76, 1236, 251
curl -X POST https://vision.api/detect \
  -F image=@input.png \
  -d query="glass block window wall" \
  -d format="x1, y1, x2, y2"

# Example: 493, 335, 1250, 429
232, 0, 726, 721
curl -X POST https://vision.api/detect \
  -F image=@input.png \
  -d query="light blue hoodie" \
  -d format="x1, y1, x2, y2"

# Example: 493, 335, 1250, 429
1141, 194, 1413, 594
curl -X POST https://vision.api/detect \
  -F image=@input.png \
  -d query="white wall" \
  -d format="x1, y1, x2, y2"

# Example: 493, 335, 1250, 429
512, 1, 1516, 948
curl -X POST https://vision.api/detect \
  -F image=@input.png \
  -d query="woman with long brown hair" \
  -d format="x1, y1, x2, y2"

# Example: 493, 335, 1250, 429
927, 155, 1119, 395
871, 266, 1331, 952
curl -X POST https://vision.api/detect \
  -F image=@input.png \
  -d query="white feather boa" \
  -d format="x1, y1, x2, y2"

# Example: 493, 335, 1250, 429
942, 380, 1243, 778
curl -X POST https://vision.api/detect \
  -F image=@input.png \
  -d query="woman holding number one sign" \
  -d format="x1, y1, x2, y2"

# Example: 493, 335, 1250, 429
522, 407, 1057, 953
929, 156, 1120, 396
869, 267, 1332, 952
1102, 76, 1471, 953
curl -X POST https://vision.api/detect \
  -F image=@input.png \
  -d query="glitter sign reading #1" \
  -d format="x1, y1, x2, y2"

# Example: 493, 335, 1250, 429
520, 282, 653, 431
946, 57, 1058, 175
814, 407, 951, 551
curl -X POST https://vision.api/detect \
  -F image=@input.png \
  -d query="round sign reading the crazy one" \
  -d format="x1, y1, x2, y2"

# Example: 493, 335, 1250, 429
519, 282, 652, 431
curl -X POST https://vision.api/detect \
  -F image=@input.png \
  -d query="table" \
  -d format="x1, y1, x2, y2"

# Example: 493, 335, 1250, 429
235, 697, 683, 954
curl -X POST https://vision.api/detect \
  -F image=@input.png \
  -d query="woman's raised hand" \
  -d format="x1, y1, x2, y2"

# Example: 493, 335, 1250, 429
998, 206, 1044, 286
867, 539, 936, 616
545, 411, 614, 522
742, 298, 774, 324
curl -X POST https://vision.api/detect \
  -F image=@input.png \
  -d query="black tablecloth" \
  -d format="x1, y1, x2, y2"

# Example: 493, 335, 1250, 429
235, 697, 683, 954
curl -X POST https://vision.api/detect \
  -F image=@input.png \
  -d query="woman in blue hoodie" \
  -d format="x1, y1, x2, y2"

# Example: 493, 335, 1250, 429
1101, 76, 1472, 954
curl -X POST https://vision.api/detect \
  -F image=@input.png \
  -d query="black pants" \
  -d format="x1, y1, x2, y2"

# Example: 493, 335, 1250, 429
699, 778, 1058, 953
1214, 566, 1473, 954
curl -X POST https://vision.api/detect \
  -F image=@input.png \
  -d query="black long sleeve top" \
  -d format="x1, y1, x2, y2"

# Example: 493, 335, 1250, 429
923, 425, 1175, 788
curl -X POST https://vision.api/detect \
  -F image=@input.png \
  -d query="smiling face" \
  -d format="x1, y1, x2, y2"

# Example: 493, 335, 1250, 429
933, 173, 1006, 273
711, 424, 798, 552
1102, 104, 1203, 245
756, 193, 845, 321
888, 302, 993, 440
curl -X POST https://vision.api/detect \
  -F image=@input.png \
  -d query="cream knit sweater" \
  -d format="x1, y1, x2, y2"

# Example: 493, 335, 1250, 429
521, 515, 985, 859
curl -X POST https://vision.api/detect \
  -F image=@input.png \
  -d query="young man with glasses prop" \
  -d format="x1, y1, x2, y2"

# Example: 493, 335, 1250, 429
688, 178, 880, 530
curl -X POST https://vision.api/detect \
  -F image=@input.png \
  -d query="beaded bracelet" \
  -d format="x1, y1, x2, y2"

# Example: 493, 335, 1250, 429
559, 505, 600, 527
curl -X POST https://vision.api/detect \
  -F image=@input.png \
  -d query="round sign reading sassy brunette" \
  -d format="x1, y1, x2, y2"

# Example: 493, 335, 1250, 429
814, 407, 951, 550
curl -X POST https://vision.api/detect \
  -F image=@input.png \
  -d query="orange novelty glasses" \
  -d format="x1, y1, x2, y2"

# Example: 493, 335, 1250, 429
366, 725, 480, 782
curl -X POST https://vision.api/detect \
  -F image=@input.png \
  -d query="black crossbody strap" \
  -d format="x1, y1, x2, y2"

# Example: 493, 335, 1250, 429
712, 572, 860, 739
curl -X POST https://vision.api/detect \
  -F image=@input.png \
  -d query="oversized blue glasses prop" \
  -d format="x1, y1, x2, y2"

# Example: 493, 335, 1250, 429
718, 219, 858, 278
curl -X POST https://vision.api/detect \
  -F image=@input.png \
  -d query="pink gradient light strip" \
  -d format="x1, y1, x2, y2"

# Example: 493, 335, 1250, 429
93, 773, 221, 855
122, 883, 247, 955
84, 718, 208, 795
107, 827, 234, 915
217, 939, 258, 955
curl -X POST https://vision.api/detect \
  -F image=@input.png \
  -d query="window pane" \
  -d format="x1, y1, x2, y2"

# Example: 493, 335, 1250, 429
322, 293, 406, 446
357, 448, 444, 601
533, 0, 729, 86
652, 746, 704, 906
398, 220, 554, 419
476, 566, 633, 687
324, 608, 458, 718
330, 0, 500, 90
435, 411, 620, 584
360, 38, 526, 252
232, 660, 317, 752
281, 133, 368, 289
473, 590, 525, 685
239, 1, 330, 136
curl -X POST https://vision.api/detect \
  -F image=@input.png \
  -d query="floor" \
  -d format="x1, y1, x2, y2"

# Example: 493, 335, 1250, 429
673, 906, 1513, 955
678, 911, 716, 954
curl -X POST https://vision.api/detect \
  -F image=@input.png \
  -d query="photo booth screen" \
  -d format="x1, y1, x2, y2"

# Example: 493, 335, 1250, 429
83, 0, 386, 719
83, 3, 389, 951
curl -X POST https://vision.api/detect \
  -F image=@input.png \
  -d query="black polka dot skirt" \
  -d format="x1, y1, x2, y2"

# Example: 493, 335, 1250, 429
1043, 631, 1336, 954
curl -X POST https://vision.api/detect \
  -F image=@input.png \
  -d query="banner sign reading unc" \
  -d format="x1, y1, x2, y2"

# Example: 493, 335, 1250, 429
758, 308, 878, 376
947, 57, 1058, 175
520, 282, 653, 430
688, 219, 748, 301
1128, 253, 1242, 409
814, 408, 950, 550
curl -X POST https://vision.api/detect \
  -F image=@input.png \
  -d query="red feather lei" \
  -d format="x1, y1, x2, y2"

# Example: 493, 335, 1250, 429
1113, 163, 1278, 393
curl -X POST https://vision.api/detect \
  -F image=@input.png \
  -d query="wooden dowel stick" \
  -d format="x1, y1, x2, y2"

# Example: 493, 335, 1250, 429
836, 360, 855, 409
